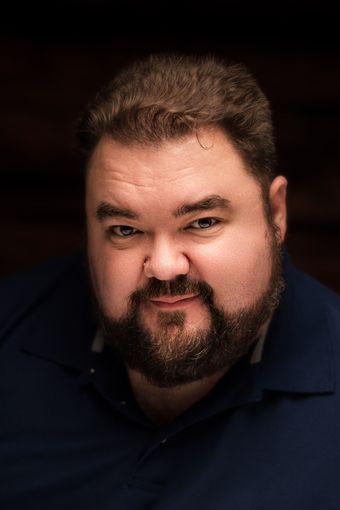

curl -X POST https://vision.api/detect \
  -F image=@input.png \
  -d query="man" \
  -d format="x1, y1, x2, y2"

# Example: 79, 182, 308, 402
1, 54, 340, 509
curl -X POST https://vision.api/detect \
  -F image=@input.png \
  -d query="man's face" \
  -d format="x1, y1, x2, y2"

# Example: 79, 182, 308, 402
86, 128, 287, 386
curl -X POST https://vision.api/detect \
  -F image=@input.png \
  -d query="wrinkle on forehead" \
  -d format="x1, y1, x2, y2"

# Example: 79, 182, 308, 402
90, 156, 207, 188
96, 166, 205, 192
87, 129, 228, 185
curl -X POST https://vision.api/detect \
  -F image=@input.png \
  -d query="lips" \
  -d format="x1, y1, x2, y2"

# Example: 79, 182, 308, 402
149, 294, 199, 305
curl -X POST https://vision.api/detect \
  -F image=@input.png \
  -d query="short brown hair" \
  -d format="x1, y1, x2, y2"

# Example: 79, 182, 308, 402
75, 53, 277, 187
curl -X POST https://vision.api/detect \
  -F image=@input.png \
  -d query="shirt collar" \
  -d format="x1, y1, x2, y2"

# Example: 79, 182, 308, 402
20, 251, 97, 372
257, 251, 335, 394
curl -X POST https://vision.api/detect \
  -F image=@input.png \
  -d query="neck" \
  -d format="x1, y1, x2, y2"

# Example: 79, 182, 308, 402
127, 367, 229, 426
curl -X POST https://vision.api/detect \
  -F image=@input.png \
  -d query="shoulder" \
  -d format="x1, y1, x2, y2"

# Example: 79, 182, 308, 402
0, 250, 86, 340
290, 263, 340, 310
288, 263, 340, 351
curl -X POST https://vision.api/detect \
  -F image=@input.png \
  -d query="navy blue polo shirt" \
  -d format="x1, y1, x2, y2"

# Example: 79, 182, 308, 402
1, 251, 340, 509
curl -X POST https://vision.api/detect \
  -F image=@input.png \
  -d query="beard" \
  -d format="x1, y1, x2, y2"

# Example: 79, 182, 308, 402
94, 229, 285, 388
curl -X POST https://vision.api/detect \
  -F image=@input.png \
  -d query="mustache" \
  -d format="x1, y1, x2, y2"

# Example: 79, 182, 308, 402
129, 275, 214, 305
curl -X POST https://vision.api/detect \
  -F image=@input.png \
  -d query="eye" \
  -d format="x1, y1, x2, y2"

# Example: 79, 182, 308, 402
188, 217, 220, 229
108, 225, 140, 237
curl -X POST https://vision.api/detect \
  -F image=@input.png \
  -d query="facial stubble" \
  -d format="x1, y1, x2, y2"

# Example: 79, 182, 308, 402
95, 229, 285, 388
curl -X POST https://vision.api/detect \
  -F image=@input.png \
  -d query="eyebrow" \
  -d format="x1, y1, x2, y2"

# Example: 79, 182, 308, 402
95, 202, 139, 221
173, 194, 231, 217
95, 194, 231, 222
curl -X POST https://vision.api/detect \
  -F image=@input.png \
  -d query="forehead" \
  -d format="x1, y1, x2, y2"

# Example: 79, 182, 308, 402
86, 129, 261, 210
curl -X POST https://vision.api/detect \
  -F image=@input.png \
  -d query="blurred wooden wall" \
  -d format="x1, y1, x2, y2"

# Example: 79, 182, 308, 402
1, 5, 339, 291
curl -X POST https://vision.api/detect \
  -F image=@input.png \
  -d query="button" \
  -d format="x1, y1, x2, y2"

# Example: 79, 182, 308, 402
89, 368, 95, 374
161, 438, 167, 444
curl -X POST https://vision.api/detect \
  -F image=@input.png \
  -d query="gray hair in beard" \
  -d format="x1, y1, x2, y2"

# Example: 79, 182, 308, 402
97, 234, 285, 388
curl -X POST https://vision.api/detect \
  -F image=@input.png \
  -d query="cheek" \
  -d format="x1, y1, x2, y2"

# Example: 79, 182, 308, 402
88, 236, 143, 317
191, 228, 272, 310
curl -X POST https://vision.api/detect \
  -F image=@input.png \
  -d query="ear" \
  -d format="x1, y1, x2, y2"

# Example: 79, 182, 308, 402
269, 176, 288, 242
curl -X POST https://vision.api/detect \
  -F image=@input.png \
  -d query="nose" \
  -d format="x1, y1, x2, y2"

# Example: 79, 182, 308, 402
143, 237, 190, 281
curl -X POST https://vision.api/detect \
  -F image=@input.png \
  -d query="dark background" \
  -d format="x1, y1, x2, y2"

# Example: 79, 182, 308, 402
1, 3, 340, 291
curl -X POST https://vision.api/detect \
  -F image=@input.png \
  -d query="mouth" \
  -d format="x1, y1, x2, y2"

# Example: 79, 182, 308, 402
149, 293, 200, 309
